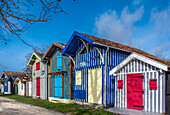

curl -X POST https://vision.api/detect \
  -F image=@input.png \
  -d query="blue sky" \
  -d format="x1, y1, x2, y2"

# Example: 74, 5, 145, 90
0, 0, 170, 74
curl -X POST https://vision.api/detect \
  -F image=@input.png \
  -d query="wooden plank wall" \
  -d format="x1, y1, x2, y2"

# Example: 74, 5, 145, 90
115, 59, 165, 113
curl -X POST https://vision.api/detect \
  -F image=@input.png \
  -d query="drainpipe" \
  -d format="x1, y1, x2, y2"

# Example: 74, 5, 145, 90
104, 46, 109, 106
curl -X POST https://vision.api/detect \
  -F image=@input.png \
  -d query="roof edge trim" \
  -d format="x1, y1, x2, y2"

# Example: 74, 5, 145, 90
27, 52, 42, 66
62, 31, 95, 56
109, 53, 168, 75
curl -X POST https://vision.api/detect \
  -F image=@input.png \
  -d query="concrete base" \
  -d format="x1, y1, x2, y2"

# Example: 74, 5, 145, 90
4, 92, 11, 94
106, 107, 163, 115
49, 97, 104, 109
48, 97, 75, 104
32, 96, 46, 100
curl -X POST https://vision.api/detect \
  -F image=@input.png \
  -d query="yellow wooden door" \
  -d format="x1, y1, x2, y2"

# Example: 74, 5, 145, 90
88, 68, 102, 104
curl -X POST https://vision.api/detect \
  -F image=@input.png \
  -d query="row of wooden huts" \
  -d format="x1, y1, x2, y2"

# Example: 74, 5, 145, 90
0, 31, 170, 114
0, 71, 32, 97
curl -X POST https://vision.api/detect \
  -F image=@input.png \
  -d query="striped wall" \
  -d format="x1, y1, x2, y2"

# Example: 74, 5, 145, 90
50, 48, 72, 99
26, 81, 32, 97
74, 40, 130, 105
114, 59, 165, 113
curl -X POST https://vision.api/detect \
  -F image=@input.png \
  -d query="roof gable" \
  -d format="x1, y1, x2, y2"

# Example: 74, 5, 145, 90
109, 53, 168, 75
62, 31, 95, 57
43, 42, 66, 60
0, 73, 6, 79
62, 31, 170, 67
1, 71, 27, 79
14, 77, 22, 83
27, 52, 43, 66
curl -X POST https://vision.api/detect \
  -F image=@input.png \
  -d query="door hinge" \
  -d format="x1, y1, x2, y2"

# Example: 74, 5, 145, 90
133, 105, 144, 109
133, 91, 144, 94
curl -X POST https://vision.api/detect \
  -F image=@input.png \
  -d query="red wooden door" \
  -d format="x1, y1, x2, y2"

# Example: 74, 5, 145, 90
36, 77, 40, 96
127, 73, 143, 110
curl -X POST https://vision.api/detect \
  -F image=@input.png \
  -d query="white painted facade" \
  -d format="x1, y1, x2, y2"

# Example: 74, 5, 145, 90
26, 81, 32, 97
0, 84, 4, 93
110, 53, 168, 114
17, 82, 25, 96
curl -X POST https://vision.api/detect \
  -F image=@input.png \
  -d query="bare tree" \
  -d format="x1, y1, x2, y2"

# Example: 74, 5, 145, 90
0, 0, 75, 46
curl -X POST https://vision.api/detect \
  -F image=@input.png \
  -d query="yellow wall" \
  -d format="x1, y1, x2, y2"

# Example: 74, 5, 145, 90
76, 71, 81, 85
88, 68, 102, 104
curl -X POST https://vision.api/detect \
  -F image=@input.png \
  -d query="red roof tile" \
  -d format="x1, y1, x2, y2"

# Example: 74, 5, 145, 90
78, 32, 170, 68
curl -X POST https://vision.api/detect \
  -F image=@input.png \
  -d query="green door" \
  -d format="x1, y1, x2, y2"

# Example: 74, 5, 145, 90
15, 84, 18, 94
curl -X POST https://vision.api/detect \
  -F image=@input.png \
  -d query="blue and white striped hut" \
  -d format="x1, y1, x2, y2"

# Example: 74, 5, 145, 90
61, 31, 160, 106
110, 53, 170, 114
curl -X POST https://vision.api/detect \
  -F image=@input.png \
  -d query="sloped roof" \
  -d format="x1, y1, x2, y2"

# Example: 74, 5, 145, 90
0, 80, 4, 84
36, 52, 44, 58
27, 52, 45, 66
62, 31, 170, 68
77, 31, 170, 68
2, 71, 27, 79
26, 77, 32, 82
43, 42, 66, 60
110, 53, 168, 75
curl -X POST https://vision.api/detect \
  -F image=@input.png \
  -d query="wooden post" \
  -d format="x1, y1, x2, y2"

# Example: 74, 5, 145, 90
62, 73, 64, 99
70, 58, 73, 100
49, 59, 51, 97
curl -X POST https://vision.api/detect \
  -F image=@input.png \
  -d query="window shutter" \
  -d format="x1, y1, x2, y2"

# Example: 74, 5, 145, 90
57, 56, 62, 70
149, 79, 157, 90
36, 62, 40, 70
118, 80, 123, 89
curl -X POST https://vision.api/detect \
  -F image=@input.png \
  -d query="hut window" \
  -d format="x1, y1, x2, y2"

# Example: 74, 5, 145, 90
36, 62, 40, 70
118, 80, 123, 89
76, 71, 81, 85
149, 79, 157, 90
57, 56, 63, 70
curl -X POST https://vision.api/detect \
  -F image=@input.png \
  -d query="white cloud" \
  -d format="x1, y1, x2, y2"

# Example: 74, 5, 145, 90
133, 0, 141, 5
135, 5, 170, 58
94, 6, 144, 45
150, 6, 170, 37
94, 4, 170, 59
151, 42, 170, 59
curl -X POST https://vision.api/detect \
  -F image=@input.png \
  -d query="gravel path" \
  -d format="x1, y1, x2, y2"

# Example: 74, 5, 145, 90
0, 96, 66, 115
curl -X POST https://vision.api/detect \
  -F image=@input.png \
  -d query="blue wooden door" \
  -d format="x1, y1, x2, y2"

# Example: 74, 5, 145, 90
51, 76, 55, 97
4, 78, 8, 92
55, 75, 62, 98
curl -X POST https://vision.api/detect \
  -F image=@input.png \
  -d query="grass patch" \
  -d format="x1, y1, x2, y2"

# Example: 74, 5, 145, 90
0, 94, 114, 115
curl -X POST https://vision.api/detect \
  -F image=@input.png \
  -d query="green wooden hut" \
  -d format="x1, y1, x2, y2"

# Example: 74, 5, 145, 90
27, 52, 48, 99
43, 42, 74, 102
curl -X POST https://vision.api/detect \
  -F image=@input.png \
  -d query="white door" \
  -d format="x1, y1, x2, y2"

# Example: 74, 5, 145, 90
8, 81, 11, 94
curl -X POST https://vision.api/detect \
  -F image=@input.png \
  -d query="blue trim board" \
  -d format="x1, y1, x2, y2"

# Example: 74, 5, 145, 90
62, 31, 95, 56
14, 77, 22, 83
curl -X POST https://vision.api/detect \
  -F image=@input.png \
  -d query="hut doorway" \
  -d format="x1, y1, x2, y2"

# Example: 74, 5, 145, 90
36, 77, 40, 96
8, 77, 15, 95
14, 84, 18, 94
88, 68, 102, 104
127, 73, 143, 110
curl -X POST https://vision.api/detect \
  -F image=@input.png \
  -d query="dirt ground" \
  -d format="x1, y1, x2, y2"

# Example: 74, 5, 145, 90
0, 96, 65, 115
